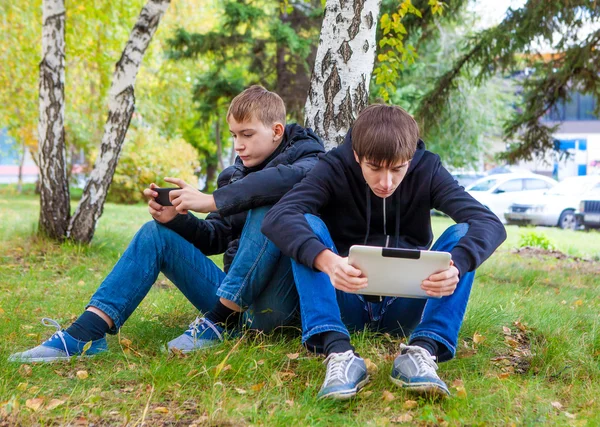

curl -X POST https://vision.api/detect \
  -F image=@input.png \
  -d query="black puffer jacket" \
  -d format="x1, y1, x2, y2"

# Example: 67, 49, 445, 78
161, 123, 325, 271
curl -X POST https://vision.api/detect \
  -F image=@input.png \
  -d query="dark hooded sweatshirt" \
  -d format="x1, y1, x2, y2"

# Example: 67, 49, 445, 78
261, 132, 506, 283
161, 123, 325, 271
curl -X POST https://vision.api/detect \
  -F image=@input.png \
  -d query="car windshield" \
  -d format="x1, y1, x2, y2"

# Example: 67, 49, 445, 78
468, 178, 497, 191
547, 178, 600, 196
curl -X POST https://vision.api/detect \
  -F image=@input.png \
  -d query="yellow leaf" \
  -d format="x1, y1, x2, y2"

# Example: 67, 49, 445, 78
77, 280, 85, 286
120, 338, 132, 347
286, 353, 299, 360
574, 299, 583, 306
473, 332, 485, 344
81, 341, 92, 356
250, 382, 265, 392
154, 406, 169, 414
403, 399, 418, 409
76, 370, 89, 380
46, 399, 65, 410
25, 398, 44, 411
16, 382, 28, 391
498, 372, 511, 379
456, 386, 468, 398
382, 390, 395, 401
0, 307, 5, 315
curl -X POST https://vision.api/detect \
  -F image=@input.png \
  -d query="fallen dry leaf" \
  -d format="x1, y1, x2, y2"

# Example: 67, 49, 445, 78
505, 337, 520, 348
473, 332, 485, 344
19, 364, 33, 377
286, 353, 299, 360
403, 399, 418, 409
362, 390, 373, 397
285, 399, 294, 407
16, 382, 28, 392
76, 370, 89, 380
120, 338, 132, 347
46, 399, 65, 410
187, 369, 199, 377
564, 412, 576, 419
153, 406, 169, 414
502, 326, 512, 335
574, 299, 583, 307
364, 358, 379, 375
25, 398, 44, 412
382, 390, 395, 402
456, 386, 468, 398
390, 413, 413, 423
235, 388, 247, 394
551, 401, 563, 410
498, 372, 511, 379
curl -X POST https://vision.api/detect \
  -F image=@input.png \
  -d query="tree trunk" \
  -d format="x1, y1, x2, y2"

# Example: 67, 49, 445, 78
304, 0, 382, 149
17, 139, 26, 194
215, 119, 224, 171
67, 0, 170, 243
38, 0, 70, 239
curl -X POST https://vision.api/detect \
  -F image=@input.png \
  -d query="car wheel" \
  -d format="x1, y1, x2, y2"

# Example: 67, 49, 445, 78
558, 210, 576, 230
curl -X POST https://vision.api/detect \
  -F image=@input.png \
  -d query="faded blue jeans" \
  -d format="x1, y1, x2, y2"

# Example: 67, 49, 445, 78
88, 206, 298, 333
291, 214, 475, 362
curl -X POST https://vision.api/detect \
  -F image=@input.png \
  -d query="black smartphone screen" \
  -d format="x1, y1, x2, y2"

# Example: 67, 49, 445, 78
154, 188, 177, 206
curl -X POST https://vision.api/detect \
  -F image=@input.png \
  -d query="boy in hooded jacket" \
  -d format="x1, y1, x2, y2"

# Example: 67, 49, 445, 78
10, 85, 324, 363
262, 104, 506, 399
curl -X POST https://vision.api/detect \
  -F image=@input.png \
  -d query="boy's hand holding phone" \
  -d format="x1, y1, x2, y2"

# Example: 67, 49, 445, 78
144, 183, 178, 223
164, 177, 217, 214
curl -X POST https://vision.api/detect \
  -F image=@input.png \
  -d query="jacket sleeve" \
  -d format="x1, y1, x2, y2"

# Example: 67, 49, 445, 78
159, 211, 233, 256
261, 159, 335, 268
213, 153, 320, 217
430, 159, 507, 277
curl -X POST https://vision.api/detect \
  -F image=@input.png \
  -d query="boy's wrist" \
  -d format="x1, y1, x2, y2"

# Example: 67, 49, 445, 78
313, 249, 340, 275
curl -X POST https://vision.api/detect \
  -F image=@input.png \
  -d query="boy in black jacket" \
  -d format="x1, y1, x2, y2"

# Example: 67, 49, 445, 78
262, 104, 506, 399
10, 86, 324, 362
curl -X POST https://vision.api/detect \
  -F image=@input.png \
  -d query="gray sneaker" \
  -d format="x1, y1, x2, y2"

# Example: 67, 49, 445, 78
317, 350, 370, 400
167, 317, 224, 354
390, 343, 450, 397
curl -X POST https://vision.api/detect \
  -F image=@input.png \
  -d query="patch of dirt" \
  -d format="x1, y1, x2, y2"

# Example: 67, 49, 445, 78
511, 246, 600, 274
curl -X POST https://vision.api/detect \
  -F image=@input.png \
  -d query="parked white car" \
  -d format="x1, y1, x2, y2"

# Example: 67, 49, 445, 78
504, 175, 600, 229
466, 173, 557, 223
576, 184, 600, 229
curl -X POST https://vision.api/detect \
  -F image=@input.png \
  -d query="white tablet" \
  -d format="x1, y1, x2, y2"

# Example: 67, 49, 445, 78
347, 245, 452, 299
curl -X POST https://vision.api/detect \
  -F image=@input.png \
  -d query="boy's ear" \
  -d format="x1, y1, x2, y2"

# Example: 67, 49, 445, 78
272, 122, 285, 142
353, 150, 361, 164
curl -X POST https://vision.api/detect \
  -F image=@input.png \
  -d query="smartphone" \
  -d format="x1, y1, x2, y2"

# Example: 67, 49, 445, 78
154, 187, 177, 206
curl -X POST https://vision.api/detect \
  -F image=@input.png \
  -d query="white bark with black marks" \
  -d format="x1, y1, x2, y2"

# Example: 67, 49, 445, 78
38, 0, 70, 239
68, 0, 170, 243
305, 0, 381, 149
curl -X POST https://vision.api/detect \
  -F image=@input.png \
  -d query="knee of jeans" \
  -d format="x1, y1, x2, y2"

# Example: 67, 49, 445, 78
443, 223, 469, 243
246, 205, 272, 227
138, 220, 173, 251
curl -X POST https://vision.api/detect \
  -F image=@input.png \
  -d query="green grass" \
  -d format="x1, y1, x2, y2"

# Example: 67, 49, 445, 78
1, 195, 599, 425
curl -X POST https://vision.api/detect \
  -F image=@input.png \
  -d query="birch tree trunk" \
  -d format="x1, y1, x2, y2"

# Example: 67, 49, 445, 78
38, 0, 69, 239
304, 0, 382, 149
68, 0, 170, 243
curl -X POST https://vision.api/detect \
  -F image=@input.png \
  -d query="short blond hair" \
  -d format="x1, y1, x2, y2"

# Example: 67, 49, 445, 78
227, 85, 286, 126
352, 104, 419, 167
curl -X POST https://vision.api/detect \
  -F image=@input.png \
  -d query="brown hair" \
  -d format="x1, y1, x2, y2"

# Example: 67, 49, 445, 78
352, 104, 419, 166
227, 85, 286, 126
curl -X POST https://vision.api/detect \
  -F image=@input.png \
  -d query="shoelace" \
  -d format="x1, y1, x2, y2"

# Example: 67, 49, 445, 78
41, 318, 70, 357
187, 317, 223, 341
400, 344, 438, 375
322, 350, 355, 386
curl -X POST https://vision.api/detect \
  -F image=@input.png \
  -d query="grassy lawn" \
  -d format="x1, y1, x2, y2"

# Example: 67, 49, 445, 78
1, 194, 599, 426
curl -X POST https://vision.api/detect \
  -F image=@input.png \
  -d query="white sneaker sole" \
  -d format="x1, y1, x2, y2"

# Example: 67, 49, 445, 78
389, 375, 449, 397
318, 375, 370, 400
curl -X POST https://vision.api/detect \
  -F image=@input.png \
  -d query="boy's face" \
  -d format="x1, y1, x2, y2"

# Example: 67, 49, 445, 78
354, 151, 410, 199
228, 115, 284, 168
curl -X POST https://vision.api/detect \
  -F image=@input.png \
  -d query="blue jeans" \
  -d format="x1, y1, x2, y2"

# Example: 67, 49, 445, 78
88, 206, 298, 333
291, 215, 475, 362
